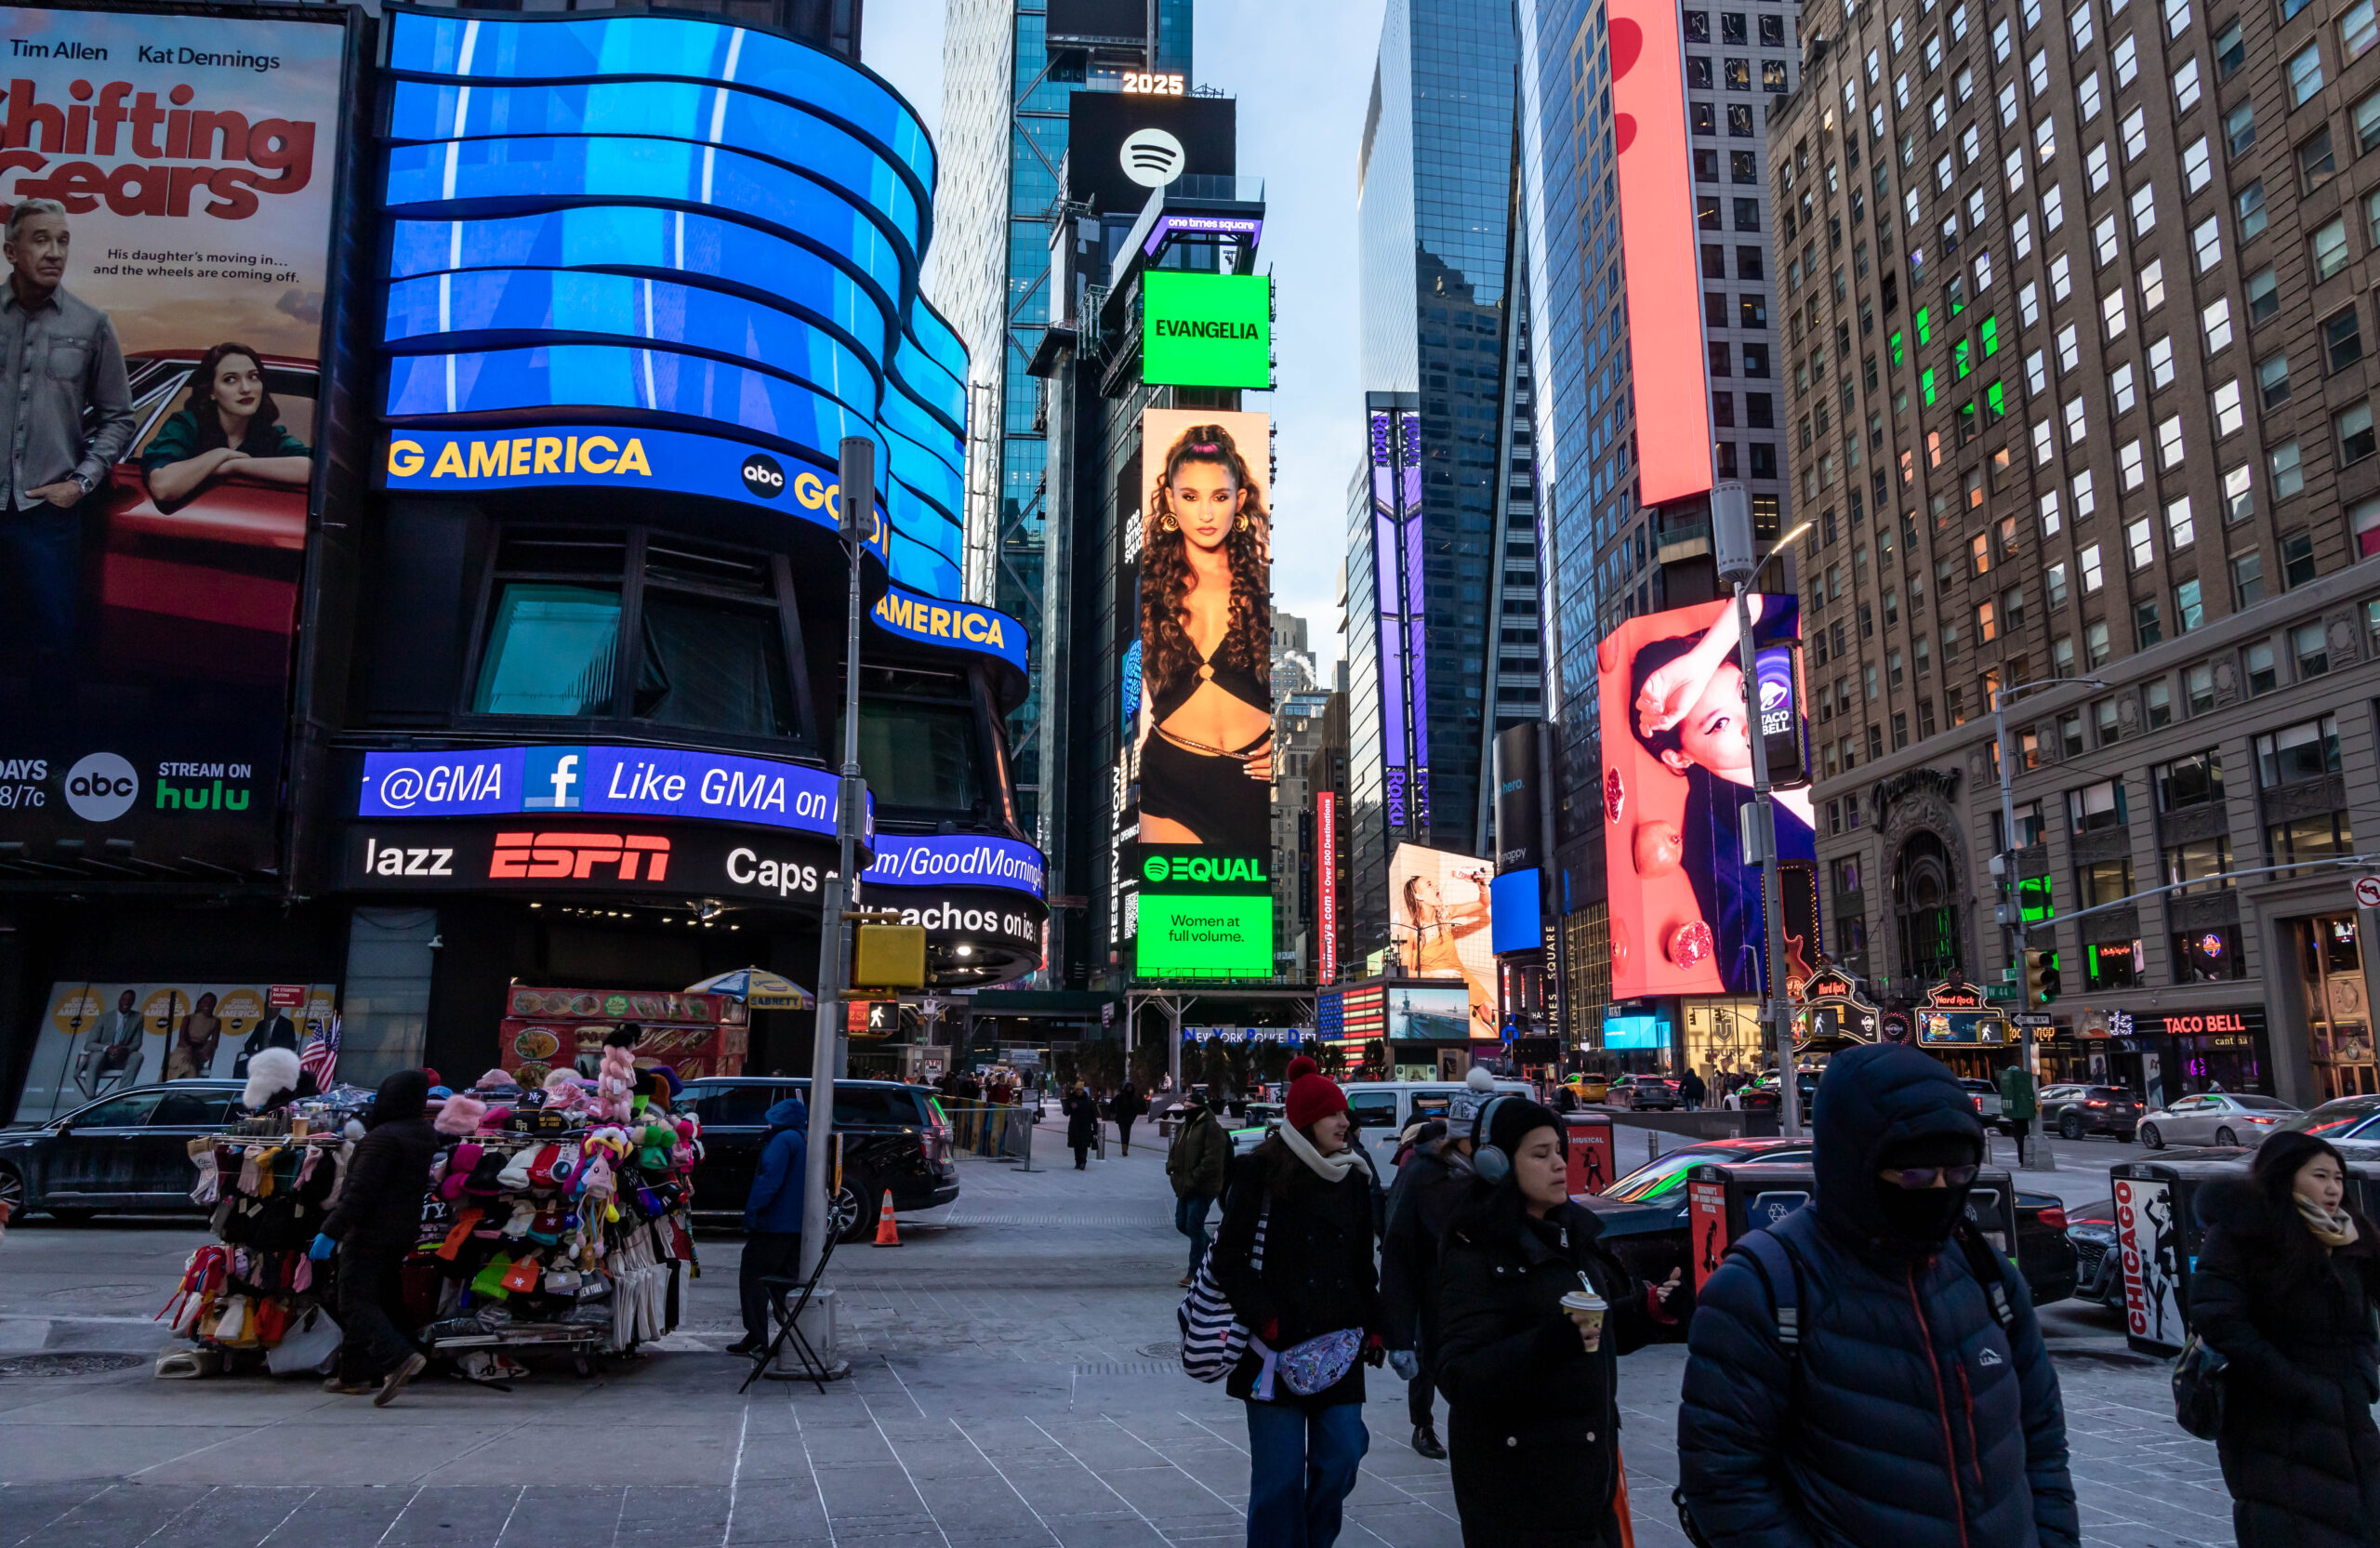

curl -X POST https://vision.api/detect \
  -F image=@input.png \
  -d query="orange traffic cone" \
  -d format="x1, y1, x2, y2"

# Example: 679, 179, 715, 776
873, 1188, 901, 1247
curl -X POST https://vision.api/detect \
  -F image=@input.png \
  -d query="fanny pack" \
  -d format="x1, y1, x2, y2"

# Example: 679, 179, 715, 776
1250, 1327, 1363, 1401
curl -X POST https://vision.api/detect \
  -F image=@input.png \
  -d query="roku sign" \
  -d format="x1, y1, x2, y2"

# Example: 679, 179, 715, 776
1, 78, 315, 219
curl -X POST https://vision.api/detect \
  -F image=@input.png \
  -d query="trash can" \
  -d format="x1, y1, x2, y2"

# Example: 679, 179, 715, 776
2109, 1157, 2250, 1356
1564, 1111, 1617, 1196
1686, 1160, 2019, 1294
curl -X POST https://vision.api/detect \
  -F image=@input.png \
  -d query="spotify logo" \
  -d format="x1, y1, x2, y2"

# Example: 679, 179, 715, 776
1143, 856, 1170, 881
63, 752, 139, 823
741, 453, 787, 499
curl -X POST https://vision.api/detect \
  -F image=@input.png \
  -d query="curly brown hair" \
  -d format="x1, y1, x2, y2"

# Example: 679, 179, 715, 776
1140, 423, 1271, 704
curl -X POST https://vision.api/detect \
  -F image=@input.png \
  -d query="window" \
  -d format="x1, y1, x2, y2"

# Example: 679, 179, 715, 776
2246, 640, 2279, 694
2087, 617, 2112, 665
2188, 662, 2216, 711
2095, 213, 2122, 267
2238, 181, 2268, 241
2274, 810, 2357, 868
2147, 680, 2173, 727
2259, 351, 2293, 408
2327, 307, 2365, 370
2122, 438, 2148, 488
2225, 464, 2255, 523
2131, 183, 2158, 237
2284, 528, 2318, 584
2175, 56, 2204, 112
2184, 137, 2215, 192
2112, 362, 2139, 413
2169, 495, 2198, 549
2338, 399, 2377, 464
2163, 833, 2233, 896
2096, 697, 2123, 745
2076, 469, 2098, 517
2069, 778, 2127, 834
2354, 495, 2380, 556
2294, 620, 2332, 677
2302, 127, 2340, 193
2289, 44, 2323, 107
2232, 547, 2266, 606
2048, 561, 2069, 606
2217, 20, 2246, 75
2272, 440, 2305, 497
2177, 576, 2205, 630
2057, 323, 2081, 373
2082, 541, 2105, 591
2192, 216, 2223, 272
1736, 197, 1762, 230
2175, 923, 2247, 981
2060, 710, 2085, 754
2214, 379, 2246, 436
2141, 258, 2167, 313
2160, 413, 2187, 467
2088, 140, 2112, 192
2226, 101, 2257, 157
2247, 267, 2280, 323
2313, 217, 2352, 281
2203, 297, 2234, 352
2136, 597, 2162, 646
473, 583, 624, 717
2258, 715, 2343, 786
2347, 0, 2379, 60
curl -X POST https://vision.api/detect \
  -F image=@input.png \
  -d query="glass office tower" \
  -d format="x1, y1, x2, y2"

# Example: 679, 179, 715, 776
937, 0, 1193, 841
1348, 0, 1533, 962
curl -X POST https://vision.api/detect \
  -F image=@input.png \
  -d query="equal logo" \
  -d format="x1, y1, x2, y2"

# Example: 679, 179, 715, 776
63, 753, 139, 823
740, 452, 786, 500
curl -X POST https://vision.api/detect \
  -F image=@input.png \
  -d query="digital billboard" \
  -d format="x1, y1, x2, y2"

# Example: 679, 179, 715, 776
1316, 790, 1340, 981
1609, 0, 1715, 504
1386, 984, 1471, 1043
1388, 844, 1499, 1039
1135, 893, 1273, 978
0, 4, 353, 876
1597, 598, 1816, 1000
15, 980, 337, 1125
1490, 868, 1542, 955
1369, 401, 1429, 830
1132, 407, 1273, 857
1046, 0, 1153, 47
1143, 271, 1271, 389
1065, 91, 1236, 213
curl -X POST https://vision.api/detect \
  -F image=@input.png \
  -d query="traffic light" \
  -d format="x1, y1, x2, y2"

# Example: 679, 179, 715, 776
2022, 947, 2062, 1005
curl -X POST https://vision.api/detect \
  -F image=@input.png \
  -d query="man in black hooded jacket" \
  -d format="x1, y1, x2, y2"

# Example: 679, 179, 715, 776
1676, 1043, 2077, 1547
314, 1069, 437, 1404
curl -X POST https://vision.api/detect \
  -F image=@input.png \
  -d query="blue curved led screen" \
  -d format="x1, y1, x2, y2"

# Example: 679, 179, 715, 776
377, 7, 995, 664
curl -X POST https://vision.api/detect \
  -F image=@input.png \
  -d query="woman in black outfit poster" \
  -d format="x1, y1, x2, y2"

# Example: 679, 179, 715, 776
1136, 418, 1273, 853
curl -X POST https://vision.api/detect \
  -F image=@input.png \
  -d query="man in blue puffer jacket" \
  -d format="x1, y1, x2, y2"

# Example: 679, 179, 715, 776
728, 1095, 807, 1357
1677, 1043, 2078, 1547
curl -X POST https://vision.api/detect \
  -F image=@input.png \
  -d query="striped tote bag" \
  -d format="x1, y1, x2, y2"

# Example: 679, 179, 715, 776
1179, 1202, 1265, 1383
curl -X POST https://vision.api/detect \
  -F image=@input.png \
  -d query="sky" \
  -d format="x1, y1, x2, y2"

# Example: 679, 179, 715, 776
863, 0, 1382, 684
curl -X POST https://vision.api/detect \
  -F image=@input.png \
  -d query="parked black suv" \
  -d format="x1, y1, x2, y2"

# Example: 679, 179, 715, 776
0, 1081, 245, 1220
679, 1077, 957, 1241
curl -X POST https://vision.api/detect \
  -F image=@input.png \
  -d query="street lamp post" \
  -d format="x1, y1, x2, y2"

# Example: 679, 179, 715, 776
1990, 674, 2107, 1171
795, 436, 876, 1366
1715, 485, 1813, 1136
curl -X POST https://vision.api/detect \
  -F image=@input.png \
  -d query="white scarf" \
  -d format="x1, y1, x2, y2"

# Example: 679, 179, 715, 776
1279, 1120, 1363, 1183
2297, 1194, 2360, 1248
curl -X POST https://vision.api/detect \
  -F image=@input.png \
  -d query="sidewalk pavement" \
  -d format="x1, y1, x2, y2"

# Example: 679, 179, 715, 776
0, 1115, 2232, 1547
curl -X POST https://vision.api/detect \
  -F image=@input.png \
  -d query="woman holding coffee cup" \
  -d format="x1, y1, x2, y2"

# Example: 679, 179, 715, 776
1435, 1096, 1681, 1547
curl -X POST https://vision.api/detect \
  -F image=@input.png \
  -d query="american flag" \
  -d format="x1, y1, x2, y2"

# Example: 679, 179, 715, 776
300, 1016, 341, 1089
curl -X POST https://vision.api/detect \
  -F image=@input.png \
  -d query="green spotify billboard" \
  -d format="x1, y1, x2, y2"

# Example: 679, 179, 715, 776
1142, 271, 1272, 389
1134, 848, 1274, 978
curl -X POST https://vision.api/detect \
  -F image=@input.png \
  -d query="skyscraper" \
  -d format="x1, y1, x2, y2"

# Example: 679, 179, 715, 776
935, 0, 1195, 843
1345, 0, 1542, 962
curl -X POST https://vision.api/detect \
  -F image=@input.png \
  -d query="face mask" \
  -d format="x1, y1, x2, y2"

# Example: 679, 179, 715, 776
1874, 1178, 1973, 1243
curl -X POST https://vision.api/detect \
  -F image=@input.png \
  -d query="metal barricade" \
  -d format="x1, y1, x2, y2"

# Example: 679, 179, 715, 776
941, 1100, 1036, 1170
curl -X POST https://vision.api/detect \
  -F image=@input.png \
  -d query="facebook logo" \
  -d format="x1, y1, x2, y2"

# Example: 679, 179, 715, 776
523, 748, 586, 810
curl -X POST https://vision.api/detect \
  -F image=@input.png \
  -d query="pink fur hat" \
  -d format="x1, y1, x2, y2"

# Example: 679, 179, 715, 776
433, 1093, 488, 1135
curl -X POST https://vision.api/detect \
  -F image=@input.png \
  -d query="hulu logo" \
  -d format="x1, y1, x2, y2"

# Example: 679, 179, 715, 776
155, 780, 250, 812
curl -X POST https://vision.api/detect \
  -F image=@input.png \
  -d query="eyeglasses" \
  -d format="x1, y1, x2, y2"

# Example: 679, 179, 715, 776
1884, 1163, 1980, 1188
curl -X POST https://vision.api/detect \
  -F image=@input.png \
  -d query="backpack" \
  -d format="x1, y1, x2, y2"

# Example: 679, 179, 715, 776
1673, 1221, 2021, 1548
1179, 1203, 1266, 1382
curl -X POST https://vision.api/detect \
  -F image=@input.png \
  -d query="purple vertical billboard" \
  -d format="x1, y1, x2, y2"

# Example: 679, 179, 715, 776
1753, 642, 1810, 787
1371, 408, 1408, 828
1400, 409, 1430, 828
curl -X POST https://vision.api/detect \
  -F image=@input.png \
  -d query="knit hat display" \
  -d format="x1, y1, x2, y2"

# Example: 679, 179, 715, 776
1282, 1055, 1348, 1134
1447, 1065, 1497, 1128
241, 1048, 302, 1111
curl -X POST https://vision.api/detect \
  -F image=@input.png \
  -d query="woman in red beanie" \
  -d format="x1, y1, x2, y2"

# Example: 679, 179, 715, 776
1210, 1055, 1384, 1548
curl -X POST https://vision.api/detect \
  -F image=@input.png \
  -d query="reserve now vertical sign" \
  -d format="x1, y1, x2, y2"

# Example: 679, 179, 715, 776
1141, 270, 1271, 389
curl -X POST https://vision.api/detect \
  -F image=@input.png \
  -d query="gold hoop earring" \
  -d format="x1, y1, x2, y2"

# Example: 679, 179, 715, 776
1159, 513, 1178, 532
1236, 514, 1250, 532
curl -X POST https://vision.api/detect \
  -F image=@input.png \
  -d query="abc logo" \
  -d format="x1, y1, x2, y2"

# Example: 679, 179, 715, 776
741, 453, 787, 499
63, 752, 139, 823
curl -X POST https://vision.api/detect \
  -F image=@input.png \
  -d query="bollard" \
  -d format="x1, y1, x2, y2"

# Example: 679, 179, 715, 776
1647, 1130, 1661, 1164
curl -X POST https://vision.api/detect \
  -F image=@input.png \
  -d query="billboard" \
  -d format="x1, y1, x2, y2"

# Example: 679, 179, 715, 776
1597, 598, 1816, 999
1143, 271, 1271, 389
1386, 984, 1471, 1042
1490, 868, 1542, 955
1047, 0, 1153, 47
0, 4, 351, 876
1387, 844, 1499, 1039
1368, 400, 1429, 830
1316, 789, 1339, 981
1608, 0, 1715, 504
1065, 91, 1236, 213
1135, 893, 1274, 978
15, 980, 337, 1125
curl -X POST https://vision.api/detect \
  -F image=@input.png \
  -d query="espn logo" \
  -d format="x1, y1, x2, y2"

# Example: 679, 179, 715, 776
489, 832, 671, 881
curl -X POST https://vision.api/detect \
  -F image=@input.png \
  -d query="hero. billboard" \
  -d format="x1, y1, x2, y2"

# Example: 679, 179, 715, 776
1388, 844, 1498, 1039
1597, 598, 1816, 999
0, 4, 352, 876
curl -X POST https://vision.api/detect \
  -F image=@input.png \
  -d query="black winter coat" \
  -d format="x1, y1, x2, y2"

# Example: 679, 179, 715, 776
2188, 1178, 2380, 1548
1378, 1133, 1474, 1352
1064, 1092, 1099, 1146
1210, 1138, 1381, 1408
1435, 1198, 1660, 1547
321, 1116, 437, 1250
1676, 1044, 2078, 1548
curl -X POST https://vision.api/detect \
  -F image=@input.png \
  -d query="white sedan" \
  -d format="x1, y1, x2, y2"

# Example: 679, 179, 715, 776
2136, 1092, 2302, 1149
